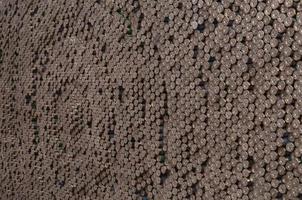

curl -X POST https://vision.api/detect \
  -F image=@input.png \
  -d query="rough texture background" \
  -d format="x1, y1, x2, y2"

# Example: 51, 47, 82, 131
1, 0, 302, 199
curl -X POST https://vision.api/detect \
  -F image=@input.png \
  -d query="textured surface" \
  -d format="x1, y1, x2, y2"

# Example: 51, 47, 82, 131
1, 0, 302, 199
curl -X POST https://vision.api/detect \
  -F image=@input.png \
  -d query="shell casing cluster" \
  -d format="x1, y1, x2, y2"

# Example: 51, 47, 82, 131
1, 0, 302, 199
